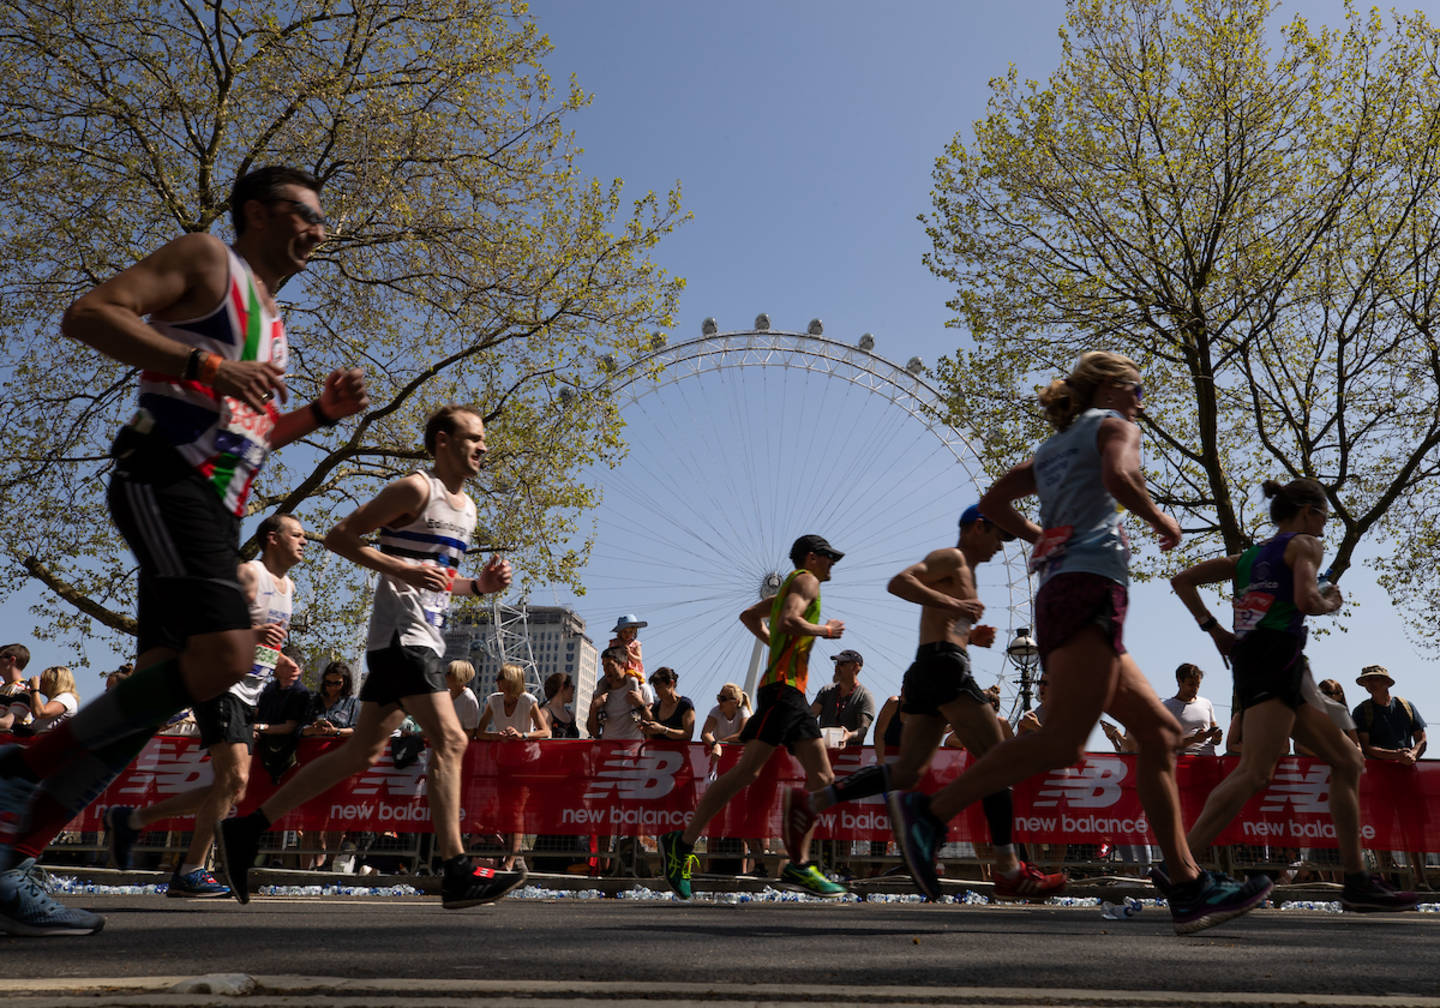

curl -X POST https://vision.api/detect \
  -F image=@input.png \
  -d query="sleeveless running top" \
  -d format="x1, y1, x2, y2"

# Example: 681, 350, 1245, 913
1232, 532, 1304, 639
138, 247, 288, 516
1031, 408, 1132, 587
366, 471, 477, 655
231, 558, 293, 707
760, 569, 820, 694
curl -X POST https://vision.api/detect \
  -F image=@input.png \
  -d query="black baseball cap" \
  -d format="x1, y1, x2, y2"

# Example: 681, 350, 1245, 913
790, 534, 844, 567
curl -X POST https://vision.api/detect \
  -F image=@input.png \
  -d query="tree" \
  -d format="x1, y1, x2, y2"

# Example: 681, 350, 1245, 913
924, 0, 1440, 642
0, 0, 685, 663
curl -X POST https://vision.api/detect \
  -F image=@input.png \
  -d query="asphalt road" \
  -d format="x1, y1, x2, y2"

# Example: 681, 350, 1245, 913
5, 888, 1438, 1004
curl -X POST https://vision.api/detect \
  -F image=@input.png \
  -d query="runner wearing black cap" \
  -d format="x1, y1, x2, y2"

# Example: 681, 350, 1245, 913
659, 534, 847, 899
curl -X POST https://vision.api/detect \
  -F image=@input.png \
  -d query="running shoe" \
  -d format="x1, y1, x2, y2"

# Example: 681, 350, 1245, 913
781, 786, 816, 863
0, 858, 104, 936
0, 759, 38, 873
779, 861, 848, 898
993, 861, 1067, 901
1342, 873, 1419, 913
213, 815, 262, 905
1167, 869, 1273, 935
166, 866, 231, 898
441, 861, 526, 909
105, 805, 141, 870
888, 790, 943, 900
1147, 863, 1174, 898
658, 830, 696, 900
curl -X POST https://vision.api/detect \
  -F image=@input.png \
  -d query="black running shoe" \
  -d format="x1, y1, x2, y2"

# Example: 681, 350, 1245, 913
1342, 873, 1419, 913
213, 816, 262, 905
441, 861, 527, 909
105, 806, 140, 870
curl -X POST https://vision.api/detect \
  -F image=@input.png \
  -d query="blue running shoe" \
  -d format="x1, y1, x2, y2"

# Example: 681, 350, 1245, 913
1168, 869, 1272, 935
105, 806, 141, 870
888, 790, 943, 900
0, 858, 104, 936
166, 866, 231, 898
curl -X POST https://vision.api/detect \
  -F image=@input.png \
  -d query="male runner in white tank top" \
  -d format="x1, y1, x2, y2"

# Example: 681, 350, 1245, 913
217, 405, 524, 909
106, 513, 306, 896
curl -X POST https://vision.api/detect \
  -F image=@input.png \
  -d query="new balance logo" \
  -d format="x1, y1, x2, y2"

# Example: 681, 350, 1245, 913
1033, 757, 1128, 809
350, 752, 429, 797
118, 737, 214, 796
1258, 760, 1330, 814
583, 750, 684, 800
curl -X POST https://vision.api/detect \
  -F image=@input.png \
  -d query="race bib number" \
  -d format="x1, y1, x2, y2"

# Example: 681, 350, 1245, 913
215, 398, 275, 469
251, 643, 280, 681
1232, 591, 1273, 637
419, 566, 458, 628
1028, 525, 1074, 574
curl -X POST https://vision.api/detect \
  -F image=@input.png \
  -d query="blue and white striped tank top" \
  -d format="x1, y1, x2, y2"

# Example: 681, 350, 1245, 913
366, 471, 477, 655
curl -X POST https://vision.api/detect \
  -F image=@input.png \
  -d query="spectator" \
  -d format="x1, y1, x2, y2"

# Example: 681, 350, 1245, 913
443, 660, 480, 738
1162, 663, 1222, 755
586, 646, 649, 740
541, 673, 579, 739
700, 684, 750, 759
1016, 676, 1049, 736
477, 663, 550, 870
0, 642, 31, 733
303, 660, 359, 739
1352, 665, 1429, 889
253, 659, 314, 785
641, 667, 694, 741
23, 665, 81, 734
103, 662, 134, 693
1300, 678, 1361, 751
608, 614, 648, 685
811, 649, 875, 748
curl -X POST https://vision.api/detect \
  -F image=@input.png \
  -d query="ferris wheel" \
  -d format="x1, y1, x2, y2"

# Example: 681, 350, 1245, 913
552, 317, 1036, 721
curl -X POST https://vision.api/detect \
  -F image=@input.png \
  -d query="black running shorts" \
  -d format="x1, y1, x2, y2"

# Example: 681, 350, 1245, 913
194, 692, 257, 750
107, 422, 250, 655
1231, 627, 1307, 711
900, 642, 988, 718
739, 682, 822, 754
361, 636, 448, 707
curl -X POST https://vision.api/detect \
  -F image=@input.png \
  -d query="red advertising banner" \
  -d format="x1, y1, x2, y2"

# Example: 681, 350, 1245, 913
57, 736, 1439, 851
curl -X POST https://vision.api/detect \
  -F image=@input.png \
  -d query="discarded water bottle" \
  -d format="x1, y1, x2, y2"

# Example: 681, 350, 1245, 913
1100, 897, 1143, 920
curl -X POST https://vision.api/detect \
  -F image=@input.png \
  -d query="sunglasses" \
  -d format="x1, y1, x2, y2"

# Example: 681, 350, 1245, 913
268, 197, 330, 228
323, 679, 344, 686
1115, 379, 1144, 403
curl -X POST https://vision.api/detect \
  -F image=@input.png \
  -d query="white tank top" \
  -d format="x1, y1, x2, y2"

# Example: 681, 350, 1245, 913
485, 691, 537, 734
231, 559, 293, 706
367, 471, 477, 654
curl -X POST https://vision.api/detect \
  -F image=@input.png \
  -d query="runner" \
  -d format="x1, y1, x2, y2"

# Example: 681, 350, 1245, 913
1170, 477, 1416, 913
788, 506, 1066, 901
0, 166, 367, 937
216, 405, 525, 910
887, 351, 1272, 935
104, 512, 308, 897
658, 534, 848, 900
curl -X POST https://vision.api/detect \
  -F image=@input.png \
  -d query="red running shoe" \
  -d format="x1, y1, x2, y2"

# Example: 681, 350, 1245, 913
781, 786, 816, 863
993, 861, 1067, 901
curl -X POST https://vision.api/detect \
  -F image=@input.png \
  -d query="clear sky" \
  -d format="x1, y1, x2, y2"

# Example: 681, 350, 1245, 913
4, 0, 1428, 750
522, 0, 1433, 744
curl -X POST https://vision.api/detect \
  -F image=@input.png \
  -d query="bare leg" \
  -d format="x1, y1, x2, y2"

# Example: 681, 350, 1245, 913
1289, 706, 1366, 875
1185, 700, 1294, 854
259, 703, 406, 825
941, 699, 1019, 874
399, 691, 471, 861
789, 738, 835, 864
681, 739, 776, 846
179, 742, 250, 868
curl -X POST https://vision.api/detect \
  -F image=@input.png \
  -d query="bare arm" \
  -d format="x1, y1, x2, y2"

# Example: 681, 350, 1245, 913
739, 595, 774, 646
887, 548, 984, 622
1170, 555, 1240, 661
528, 702, 551, 740
269, 367, 371, 451
62, 232, 287, 412
324, 474, 451, 592
772, 572, 842, 640
1097, 417, 1179, 549
978, 461, 1043, 544
1284, 534, 1343, 617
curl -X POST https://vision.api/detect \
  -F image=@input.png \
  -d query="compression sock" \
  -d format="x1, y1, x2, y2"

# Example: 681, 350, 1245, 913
980, 788, 1015, 847
830, 764, 891, 804
18, 658, 190, 778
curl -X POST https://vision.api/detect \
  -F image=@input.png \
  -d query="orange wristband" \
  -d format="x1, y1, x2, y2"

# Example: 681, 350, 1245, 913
197, 352, 221, 386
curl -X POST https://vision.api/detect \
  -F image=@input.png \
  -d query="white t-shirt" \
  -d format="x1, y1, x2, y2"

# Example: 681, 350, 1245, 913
704, 704, 746, 741
31, 691, 79, 733
485, 691, 537, 734
452, 687, 480, 733
1162, 695, 1218, 755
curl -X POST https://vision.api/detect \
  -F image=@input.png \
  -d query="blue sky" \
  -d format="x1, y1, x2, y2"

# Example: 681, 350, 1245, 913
4, 0, 1428, 747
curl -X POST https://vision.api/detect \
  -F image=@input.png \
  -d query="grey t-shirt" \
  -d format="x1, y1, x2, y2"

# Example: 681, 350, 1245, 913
813, 683, 876, 743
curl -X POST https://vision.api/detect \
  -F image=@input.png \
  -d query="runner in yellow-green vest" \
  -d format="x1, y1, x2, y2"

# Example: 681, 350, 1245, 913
659, 534, 847, 900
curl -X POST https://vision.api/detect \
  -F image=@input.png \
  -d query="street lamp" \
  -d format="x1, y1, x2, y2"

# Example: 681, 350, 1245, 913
1007, 627, 1041, 713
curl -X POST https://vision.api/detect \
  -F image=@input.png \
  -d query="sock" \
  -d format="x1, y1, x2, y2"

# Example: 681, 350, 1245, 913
443, 854, 471, 876
248, 809, 272, 832
980, 788, 1014, 847
127, 809, 145, 831
831, 765, 891, 804
994, 843, 1020, 878
19, 658, 190, 779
